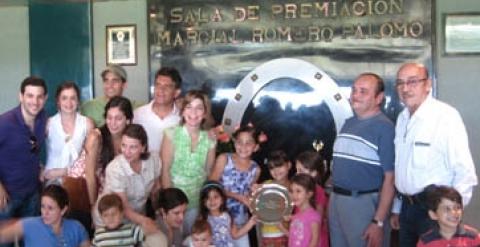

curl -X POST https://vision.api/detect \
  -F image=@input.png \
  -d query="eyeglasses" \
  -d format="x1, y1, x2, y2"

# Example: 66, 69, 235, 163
395, 78, 427, 88
30, 135, 39, 154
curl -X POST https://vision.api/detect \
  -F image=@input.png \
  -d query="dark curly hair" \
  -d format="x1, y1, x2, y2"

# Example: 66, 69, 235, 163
199, 181, 228, 220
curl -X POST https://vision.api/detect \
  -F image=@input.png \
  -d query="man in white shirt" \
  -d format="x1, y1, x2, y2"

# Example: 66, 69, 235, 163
133, 67, 182, 154
390, 63, 477, 246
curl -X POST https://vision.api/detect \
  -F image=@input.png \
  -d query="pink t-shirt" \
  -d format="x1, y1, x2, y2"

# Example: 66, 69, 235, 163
289, 207, 321, 247
293, 185, 329, 247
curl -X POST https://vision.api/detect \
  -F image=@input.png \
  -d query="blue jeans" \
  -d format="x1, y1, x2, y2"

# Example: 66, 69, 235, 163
0, 191, 40, 247
399, 199, 435, 247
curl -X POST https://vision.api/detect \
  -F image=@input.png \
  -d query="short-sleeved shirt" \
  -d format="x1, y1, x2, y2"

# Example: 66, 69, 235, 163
93, 223, 144, 247
81, 97, 108, 127
167, 126, 215, 209
0, 105, 47, 197
289, 207, 321, 247
332, 112, 394, 191
133, 101, 180, 153
103, 153, 161, 213
81, 97, 141, 127
292, 186, 328, 247
22, 217, 88, 247
417, 224, 480, 247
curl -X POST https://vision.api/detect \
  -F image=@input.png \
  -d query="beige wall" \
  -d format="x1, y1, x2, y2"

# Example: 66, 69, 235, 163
0, 0, 478, 227
436, 0, 480, 227
92, 0, 149, 105
0, 6, 30, 113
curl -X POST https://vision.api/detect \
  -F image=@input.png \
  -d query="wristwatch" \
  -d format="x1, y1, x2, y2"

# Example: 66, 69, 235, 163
371, 219, 384, 227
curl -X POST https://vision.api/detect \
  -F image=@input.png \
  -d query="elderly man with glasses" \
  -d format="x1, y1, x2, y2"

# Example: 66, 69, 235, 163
0, 76, 48, 246
390, 63, 477, 246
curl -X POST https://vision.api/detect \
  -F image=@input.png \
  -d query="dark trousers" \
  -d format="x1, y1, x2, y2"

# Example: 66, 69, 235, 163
399, 199, 435, 247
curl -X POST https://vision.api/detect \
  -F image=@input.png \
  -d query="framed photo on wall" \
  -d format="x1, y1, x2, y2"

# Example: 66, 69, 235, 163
106, 24, 137, 65
444, 13, 480, 55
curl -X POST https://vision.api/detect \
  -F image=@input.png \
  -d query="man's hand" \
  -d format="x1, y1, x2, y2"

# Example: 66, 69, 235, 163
390, 214, 400, 230
0, 183, 9, 211
363, 223, 383, 247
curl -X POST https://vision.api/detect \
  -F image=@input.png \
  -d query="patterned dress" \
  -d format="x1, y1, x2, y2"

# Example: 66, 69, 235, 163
207, 212, 235, 247
220, 153, 258, 225
168, 126, 215, 209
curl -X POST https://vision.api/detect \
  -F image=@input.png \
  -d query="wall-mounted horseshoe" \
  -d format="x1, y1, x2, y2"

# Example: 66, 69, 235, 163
221, 58, 353, 134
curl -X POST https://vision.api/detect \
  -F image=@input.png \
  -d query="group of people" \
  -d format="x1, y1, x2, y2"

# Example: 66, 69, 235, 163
0, 62, 477, 247
329, 63, 478, 247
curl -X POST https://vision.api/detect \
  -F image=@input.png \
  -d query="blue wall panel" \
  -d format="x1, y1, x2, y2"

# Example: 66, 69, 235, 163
29, 1, 93, 115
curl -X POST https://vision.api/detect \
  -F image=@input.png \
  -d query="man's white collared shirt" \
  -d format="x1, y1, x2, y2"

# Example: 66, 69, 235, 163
394, 96, 477, 206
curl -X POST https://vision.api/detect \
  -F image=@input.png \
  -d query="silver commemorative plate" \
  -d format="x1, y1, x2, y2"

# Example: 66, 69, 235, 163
250, 183, 293, 224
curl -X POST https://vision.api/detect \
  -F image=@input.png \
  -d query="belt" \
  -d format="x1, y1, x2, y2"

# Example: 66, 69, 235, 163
400, 185, 437, 205
333, 186, 379, 196
400, 192, 427, 205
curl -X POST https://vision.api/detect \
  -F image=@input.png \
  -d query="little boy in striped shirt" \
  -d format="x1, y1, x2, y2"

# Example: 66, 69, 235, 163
92, 193, 145, 247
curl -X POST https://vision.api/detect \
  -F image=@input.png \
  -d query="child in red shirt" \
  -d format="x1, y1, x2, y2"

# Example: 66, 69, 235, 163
417, 185, 480, 247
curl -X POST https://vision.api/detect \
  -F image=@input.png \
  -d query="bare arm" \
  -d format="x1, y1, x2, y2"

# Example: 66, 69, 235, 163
43, 168, 67, 180
85, 117, 95, 136
79, 240, 90, 247
0, 220, 23, 243
209, 153, 226, 181
84, 130, 101, 205
116, 192, 159, 235
276, 221, 289, 236
160, 135, 174, 188
373, 172, 395, 222
308, 222, 320, 247
231, 216, 257, 239
227, 168, 259, 207
363, 172, 395, 247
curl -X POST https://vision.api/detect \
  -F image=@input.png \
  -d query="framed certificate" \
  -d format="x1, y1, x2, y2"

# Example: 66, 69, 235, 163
106, 24, 137, 65
444, 13, 480, 55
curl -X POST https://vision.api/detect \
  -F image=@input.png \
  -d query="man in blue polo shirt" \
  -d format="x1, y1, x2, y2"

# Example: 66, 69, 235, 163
329, 73, 395, 247
0, 77, 48, 238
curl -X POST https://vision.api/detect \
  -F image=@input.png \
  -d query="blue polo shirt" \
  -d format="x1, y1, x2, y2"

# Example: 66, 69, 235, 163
332, 113, 394, 191
22, 217, 88, 247
0, 105, 46, 197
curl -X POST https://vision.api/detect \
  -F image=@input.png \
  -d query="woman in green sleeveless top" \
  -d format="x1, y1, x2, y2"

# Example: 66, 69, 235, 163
160, 90, 216, 234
